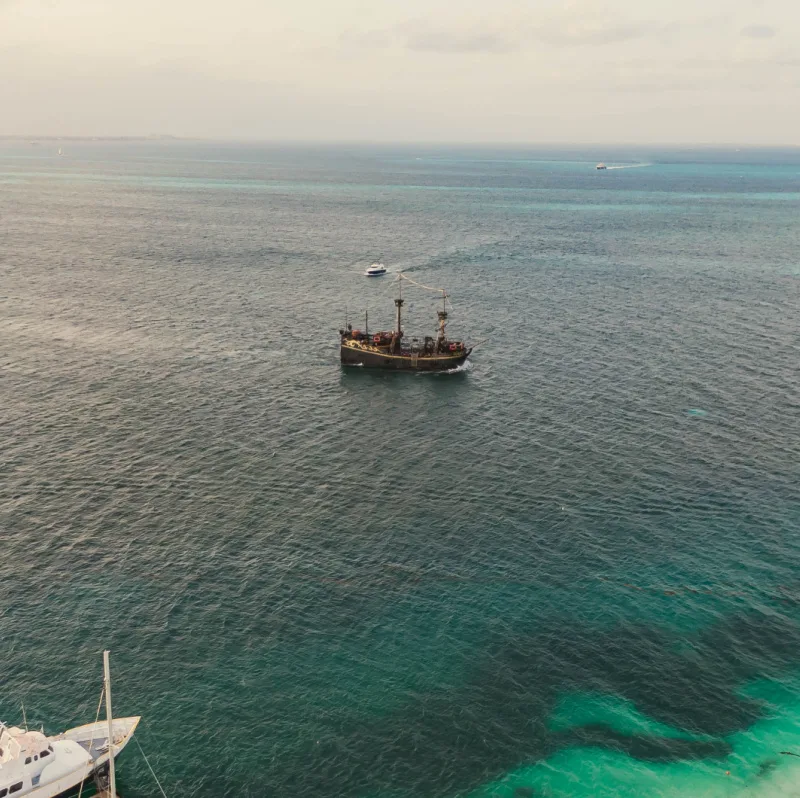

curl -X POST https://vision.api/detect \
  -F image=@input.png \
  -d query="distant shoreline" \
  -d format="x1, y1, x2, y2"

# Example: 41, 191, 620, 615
0, 135, 187, 142
0, 136, 798, 149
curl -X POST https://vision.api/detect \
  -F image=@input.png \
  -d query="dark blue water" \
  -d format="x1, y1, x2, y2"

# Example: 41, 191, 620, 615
2, 142, 800, 797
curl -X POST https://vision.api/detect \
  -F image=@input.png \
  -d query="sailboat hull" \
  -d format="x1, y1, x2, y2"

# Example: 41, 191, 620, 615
22, 717, 140, 798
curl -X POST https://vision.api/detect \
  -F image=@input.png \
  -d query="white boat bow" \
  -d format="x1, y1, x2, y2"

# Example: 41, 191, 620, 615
59, 715, 140, 764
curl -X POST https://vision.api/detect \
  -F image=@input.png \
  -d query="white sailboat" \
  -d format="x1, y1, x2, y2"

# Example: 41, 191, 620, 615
0, 651, 139, 798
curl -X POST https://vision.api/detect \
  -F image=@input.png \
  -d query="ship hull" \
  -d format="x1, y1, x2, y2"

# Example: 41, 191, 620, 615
341, 344, 471, 371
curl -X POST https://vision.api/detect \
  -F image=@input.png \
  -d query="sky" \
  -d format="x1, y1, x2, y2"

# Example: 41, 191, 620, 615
1, 0, 799, 144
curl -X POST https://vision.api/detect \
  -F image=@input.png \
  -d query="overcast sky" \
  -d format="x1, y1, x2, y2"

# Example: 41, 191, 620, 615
2, 0, 798, 143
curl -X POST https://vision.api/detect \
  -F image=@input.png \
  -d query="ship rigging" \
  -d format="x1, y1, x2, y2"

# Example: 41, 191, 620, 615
339, 273, 472, 371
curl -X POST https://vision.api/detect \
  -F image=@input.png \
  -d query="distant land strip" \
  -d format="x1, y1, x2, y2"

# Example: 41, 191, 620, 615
0, 134, 186, 141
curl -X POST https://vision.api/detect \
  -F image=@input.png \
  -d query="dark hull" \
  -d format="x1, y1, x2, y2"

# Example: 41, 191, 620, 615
341, 344, 471, 371
54, 761, 118, 798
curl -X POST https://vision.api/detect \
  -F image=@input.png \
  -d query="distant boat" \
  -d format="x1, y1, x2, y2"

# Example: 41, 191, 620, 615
57, 147, 64, 157
596, 163, 607, 170
364, 263, 387, 277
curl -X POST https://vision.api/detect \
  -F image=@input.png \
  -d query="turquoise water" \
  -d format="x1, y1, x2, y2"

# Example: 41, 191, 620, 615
1, 142, 799, 797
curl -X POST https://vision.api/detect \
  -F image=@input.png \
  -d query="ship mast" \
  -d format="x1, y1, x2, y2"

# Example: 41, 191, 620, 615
436, 289, 448, 343
394, 275, 404, 335
103, 650, 117, 798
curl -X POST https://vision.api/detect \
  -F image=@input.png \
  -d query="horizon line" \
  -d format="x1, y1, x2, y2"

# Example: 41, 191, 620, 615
1, 135, 799, 149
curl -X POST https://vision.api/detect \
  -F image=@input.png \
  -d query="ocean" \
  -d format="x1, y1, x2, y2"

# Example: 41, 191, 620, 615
1, 141, 799, 797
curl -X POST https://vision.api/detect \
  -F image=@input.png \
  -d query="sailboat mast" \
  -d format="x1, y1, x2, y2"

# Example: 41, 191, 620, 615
394, 274, 404, 335
103, 650, 116, 798
436, 289, 448, 342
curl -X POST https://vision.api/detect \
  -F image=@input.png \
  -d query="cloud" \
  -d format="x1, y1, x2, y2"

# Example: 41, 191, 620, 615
394, 9, 708, 56
398, 21, 518, 54
532, 18, 678, 46
740, 24, 776, 38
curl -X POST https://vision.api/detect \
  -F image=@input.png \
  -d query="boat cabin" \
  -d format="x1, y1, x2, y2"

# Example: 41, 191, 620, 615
0, 725, 54, 795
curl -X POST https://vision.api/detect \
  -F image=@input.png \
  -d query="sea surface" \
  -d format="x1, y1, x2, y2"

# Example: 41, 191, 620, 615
1, 141, 799, 798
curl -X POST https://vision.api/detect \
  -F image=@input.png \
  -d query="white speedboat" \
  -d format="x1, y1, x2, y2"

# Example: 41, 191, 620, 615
365, 263, 387, 277
0, 653, 139, 798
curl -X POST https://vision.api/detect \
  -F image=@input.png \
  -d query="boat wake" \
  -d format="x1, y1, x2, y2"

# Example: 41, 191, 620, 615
605, 163, 652, 170
413, 360, 472, 376
443, 359, 473, 375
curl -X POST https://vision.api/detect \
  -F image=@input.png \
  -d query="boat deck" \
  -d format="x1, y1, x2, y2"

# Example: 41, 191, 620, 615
75, 737, 111, 760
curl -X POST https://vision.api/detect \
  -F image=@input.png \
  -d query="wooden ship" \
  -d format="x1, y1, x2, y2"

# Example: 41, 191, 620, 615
340, 274, 472, 371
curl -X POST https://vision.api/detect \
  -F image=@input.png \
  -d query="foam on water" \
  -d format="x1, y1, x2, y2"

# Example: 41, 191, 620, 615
604, 163, 653, 170
440, 359, 474, 375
